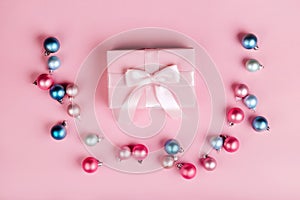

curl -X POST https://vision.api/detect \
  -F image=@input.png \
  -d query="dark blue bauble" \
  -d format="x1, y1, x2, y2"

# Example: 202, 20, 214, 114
49, 84, 65, 102
164, 139, 181, 155
242, 33, 258, 50
51, 124, 67, 140
47, 56, 61, 72
44, 37, 60, 55
252, 116, 269, 132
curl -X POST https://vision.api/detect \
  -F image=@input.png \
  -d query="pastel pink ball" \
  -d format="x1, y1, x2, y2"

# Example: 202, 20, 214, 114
200, 156, 217, 171
234, 83, 249, 98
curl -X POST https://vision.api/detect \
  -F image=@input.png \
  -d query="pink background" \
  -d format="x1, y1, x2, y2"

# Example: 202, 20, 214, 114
1, 0, 299, 199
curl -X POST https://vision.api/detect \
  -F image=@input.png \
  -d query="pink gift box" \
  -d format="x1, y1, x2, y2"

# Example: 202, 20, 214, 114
107, 48, 195, 110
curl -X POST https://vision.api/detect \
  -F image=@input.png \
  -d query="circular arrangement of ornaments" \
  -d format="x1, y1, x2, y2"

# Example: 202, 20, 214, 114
33, 28, 270, 180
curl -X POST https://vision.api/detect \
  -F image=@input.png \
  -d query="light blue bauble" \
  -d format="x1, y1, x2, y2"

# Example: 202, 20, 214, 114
164, 139, 181, 155
48, 56, 61, 72
210, 136, 224, 151
243, 94, 258, 110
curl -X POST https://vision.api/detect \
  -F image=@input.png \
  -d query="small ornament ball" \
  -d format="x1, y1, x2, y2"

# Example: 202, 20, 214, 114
200, 155, 217, 171
132, 144, 148, 163
242, 33, 259, 50
223, 136, 240, 153
178, 163, 197, 179
34, 73, 54, 90
252, 116, 270, 132
44, 37, 60, 56
161, 155, 176, 169
50, 121, 67, 140
82, 157, 102, 173
66, 83, 79, 99
67, 103, 81, 118
243, 94, 258, 110
227, 107, 245, 126
245, 59, 263, 72
49, 84, 65, 103
164, 139, 181, 155
118, 146, 132, 161
84, 134, 101, 146
47, 56, 61, 73
234, 83, 249, 99
210, 136, 224, 151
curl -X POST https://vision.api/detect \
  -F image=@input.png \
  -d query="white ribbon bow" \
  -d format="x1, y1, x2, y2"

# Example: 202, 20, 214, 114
121, 64, 182, 121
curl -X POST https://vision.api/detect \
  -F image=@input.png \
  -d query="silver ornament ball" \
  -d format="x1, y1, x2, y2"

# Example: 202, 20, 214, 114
161, 155, 175, 169
67, 103, 81, 118
245, 59, 263, 72
118, 146, 132, 161
85, 134, 101, 146
66, 83, 79, 98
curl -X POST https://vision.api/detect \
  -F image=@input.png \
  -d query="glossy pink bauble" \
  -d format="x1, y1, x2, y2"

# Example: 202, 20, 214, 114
132, 144, 148, 161
234, 84, 249, 99
34, 74, 54, 90
223, 136, 240, 153
179, 163, 197, 179
82, 157, 99, 173
200, 155, 217, 171
227, 107, 245, 125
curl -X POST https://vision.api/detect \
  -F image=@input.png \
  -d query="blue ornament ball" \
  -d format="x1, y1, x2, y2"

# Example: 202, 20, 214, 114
44, 37, 60, 55
243, 94, 258, 110
210, 136, 224, 151
49, 84, 65, 103
252, 116, 270, 132
164, 139, 181, 155
242, 33, 258, 50
48, 56, 61, 72
51, 123, 67, 140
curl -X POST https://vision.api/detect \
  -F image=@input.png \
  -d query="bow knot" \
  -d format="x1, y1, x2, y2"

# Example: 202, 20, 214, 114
122, 64, 182, 120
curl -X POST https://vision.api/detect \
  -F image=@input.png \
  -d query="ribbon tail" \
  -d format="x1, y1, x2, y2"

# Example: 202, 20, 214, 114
118, 89, 144, 124
155, 86, 182, 119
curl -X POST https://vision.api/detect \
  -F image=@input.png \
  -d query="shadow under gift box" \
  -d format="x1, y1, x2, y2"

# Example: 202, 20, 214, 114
107, 48, 196, 115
